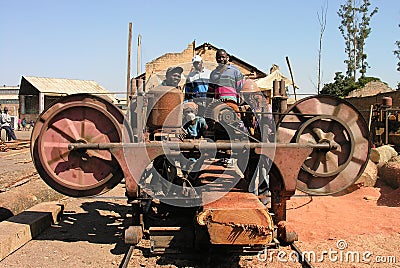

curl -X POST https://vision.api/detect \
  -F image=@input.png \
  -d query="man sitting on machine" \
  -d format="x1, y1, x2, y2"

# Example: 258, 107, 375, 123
239, 79, 272, 201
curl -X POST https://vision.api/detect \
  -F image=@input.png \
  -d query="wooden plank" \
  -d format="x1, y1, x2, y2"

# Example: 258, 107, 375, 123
203, 192, 265, 210
200, 192, 274, 245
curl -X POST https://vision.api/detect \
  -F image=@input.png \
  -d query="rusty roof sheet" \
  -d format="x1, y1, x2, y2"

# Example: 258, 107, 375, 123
22, 76, 111, 95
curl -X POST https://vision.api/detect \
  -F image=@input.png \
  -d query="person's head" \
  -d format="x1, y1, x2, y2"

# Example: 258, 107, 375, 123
186, 112, 196, 124
4, 107, 8, 113
241, 79, 263, 106
183, 102, 198, 123
165, 66, 183, 87
262, 91, 271, 104
192, 55, 203, 71
215, 49, 229, 66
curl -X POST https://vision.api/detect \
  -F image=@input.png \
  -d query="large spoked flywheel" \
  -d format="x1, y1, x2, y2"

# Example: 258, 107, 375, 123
277, 95, 370, 195
31, 94, 126, 197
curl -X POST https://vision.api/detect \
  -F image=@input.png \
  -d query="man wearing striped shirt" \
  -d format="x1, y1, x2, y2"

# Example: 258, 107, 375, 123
209, 49, 245, 103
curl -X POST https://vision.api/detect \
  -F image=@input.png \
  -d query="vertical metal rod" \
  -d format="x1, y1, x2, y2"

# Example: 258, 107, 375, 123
137, 34, 142, 76
368, 104, 373, 131
273, 80, 279, 97
126, 22, 133, 103
279, 80, 286, 97
385, 109, 389, 144
279, 80, 287, 112
285, 56, 297, 101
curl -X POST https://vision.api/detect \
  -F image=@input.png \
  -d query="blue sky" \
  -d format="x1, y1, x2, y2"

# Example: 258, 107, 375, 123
1, 0, 399, 96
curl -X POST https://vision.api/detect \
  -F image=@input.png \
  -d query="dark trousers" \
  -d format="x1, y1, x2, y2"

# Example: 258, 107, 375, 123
2, 126, 17, 141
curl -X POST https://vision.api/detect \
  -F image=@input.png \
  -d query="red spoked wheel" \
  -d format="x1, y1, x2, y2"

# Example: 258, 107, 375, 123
31, 94, 126, 197
277, 95, 370, 195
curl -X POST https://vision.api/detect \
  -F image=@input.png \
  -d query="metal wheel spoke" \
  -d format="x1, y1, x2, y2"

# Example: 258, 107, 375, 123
48, 120, 80, 142
324, 151, 338, 172
47, 150, 70, 167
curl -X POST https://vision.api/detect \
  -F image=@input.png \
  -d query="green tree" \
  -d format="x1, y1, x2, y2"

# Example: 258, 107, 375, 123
317, 2, 328, 94
394, 24, 400, 72
395, 24, 400, 90
338, 0, 378, 79
321, 72, 381, 97
320, 72, 352, 97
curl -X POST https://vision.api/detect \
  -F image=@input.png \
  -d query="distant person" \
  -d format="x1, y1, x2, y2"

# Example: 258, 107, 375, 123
209, 49, 245, 104
185, 55, 211, 115
21, 118, 27, 130
1, 107, 17, 141
17, 118, 22, 131
161, 66, 183, 88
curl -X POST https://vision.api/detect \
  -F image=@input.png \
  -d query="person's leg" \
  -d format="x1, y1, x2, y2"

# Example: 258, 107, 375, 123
4, 126, 12, 141
0, 127, 4, 142
10, 129, 17, 140
5, 126, 17, 140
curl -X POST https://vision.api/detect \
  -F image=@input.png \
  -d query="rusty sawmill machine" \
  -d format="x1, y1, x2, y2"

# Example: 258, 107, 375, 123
30, 62, 370, 257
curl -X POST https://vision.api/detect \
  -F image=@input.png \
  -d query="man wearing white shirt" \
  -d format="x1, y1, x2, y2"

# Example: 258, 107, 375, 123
184, 55, 211, 115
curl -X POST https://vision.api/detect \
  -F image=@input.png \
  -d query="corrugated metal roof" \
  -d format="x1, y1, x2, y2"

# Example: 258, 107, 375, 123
23, 76, 111, 95
0, 95, 19, 100
1, 86, 19, 90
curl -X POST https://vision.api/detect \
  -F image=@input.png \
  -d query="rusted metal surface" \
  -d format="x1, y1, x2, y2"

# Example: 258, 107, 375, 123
146, 86, 184, 130
255, 146, 313, 194
277, 220, 298, 244
68, 140, 319, 198
30, 89, 370, 254
31, 94, 129, 197
277, 95, 370, 195
121, 142, 165, 195
382, 96, 393, 107
68, 140, 332, 151
199, 192, 274, 245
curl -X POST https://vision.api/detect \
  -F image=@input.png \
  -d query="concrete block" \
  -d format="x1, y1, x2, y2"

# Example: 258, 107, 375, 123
0, 202, 63, 261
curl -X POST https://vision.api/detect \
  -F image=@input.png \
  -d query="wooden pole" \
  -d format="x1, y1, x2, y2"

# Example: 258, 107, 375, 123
126, 22, 132, 102
368, 104, 373, 131
137, 34, 142, 76
285, 56, 297, 101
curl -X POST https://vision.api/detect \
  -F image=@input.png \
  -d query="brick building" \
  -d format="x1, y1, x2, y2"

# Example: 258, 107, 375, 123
132, 42, 267, 92
0, 85, 19, 130
346, 81, 397, 123
0, 85, 19, 117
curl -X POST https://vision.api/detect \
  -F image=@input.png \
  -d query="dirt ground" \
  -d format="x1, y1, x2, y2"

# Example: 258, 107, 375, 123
0, 130, 399, 267
1, 184, 399, 268
0, 129, 64, 221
